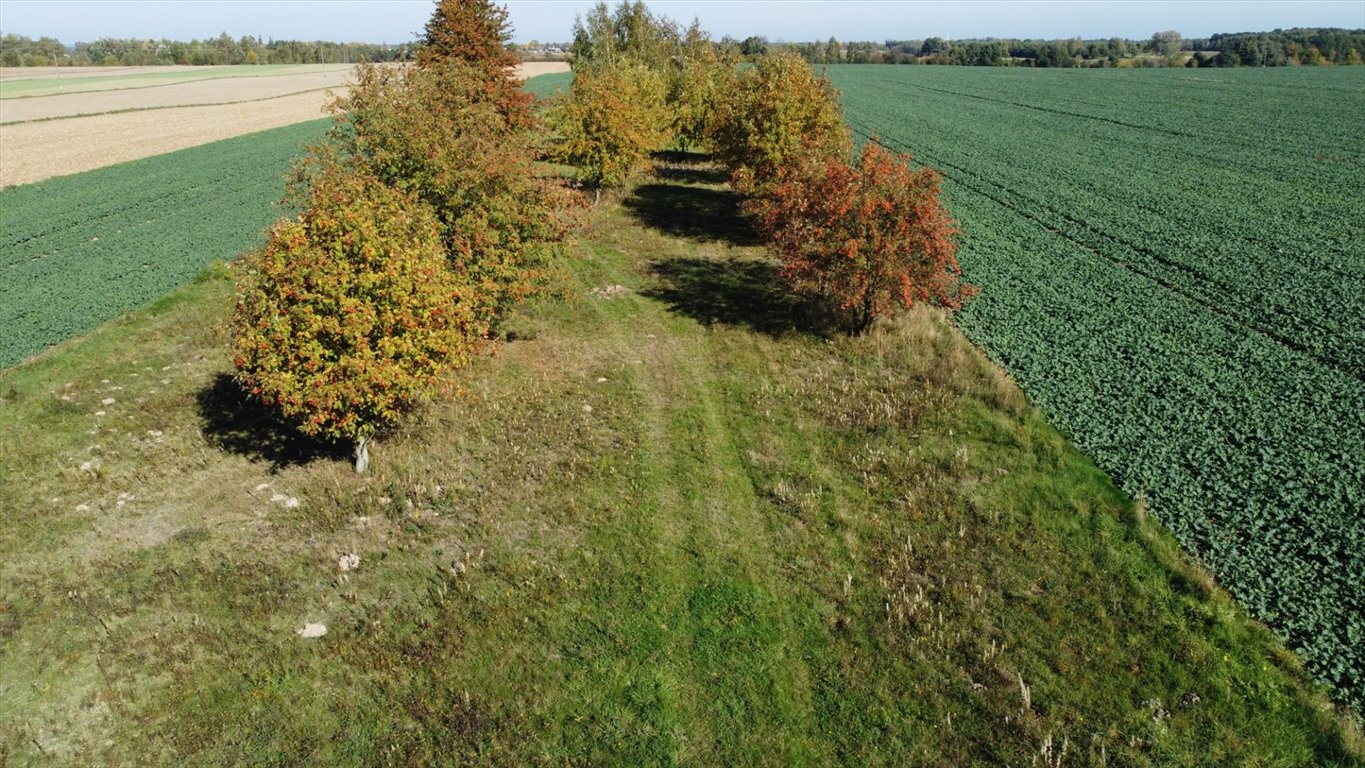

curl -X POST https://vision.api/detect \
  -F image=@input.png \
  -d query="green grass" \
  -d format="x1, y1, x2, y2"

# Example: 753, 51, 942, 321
0, 118, 330, 369
0, 64, 354, 99
0, 156, 1358, 766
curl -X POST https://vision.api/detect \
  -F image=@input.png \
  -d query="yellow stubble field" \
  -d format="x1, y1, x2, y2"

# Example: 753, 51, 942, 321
0, 61, 569, 187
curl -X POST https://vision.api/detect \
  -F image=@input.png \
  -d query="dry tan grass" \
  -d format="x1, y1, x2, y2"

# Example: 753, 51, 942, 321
0, 62, 570, 188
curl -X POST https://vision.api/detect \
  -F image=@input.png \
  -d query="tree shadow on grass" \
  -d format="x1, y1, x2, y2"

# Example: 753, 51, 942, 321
643, 256, 833, 338
197, 373, 349, 471
623, 184, 761, 247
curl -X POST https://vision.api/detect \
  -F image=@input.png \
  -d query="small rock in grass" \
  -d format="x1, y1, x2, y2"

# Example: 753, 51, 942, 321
101, 398, 115, 406
596, 377, 607, 383
338, 553, 361, 571
296, 623, 327, 638
582, 404, 593, 413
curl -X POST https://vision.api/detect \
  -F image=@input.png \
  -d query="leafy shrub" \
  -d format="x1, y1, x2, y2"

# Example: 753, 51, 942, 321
329, 61, 577, 326
707, 52, 850, 195
753, 140, 975, 333
232, 166, 478, 470
550, 63, 670, 197
668, 22, 738, 150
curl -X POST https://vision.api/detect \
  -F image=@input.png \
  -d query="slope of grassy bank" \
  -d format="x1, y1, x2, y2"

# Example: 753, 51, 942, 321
0, 158, 1357, 766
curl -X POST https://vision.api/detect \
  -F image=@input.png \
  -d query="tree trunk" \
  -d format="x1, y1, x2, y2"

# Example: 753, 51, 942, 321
354, 436, 370, 474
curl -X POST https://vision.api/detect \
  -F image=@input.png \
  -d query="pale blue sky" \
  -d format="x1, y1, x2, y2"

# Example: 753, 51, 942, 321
0, 0, 1360, 44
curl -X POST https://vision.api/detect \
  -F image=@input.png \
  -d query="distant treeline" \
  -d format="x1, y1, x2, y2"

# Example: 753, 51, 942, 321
770, 27, 1365, 67
3, 26, 1361, 69
0, 33, 416, 67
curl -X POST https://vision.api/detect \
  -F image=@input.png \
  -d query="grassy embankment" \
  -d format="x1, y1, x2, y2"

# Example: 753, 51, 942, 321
0, 147, 1359, 765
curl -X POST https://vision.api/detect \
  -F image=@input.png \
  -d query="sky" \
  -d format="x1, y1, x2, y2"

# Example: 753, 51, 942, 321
0, 0, 1361, 45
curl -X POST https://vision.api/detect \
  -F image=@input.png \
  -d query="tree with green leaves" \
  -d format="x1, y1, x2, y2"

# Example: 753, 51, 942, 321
707, 51, 850, 196
1150, 29, 1183, 59
551, 63, 670, 200
669, 20, 738, 149
328, 59, 575, 327
570, 0, 679, 72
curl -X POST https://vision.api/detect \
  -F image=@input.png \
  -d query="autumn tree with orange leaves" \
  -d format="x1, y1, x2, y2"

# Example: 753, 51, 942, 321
753, 140, 975, 334
233, 0, 575, 472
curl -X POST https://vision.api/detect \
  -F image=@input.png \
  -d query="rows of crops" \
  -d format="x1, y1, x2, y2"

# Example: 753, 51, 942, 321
0, 118, 328, 368
830, 65, 1365, 705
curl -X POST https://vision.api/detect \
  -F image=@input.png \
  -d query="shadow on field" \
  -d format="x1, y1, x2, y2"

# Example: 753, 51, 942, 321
197, 373, 349, 470
623, 184, 760, 247
644, 256, 831, 338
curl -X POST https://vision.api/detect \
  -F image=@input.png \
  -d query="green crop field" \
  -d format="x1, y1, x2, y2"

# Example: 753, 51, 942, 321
829, 64, 1365, 706
0, 118, 329, 369
524, 70, 572, 100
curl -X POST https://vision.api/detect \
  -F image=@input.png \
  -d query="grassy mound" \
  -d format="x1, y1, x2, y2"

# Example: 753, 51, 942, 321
0, 156, 1357, 766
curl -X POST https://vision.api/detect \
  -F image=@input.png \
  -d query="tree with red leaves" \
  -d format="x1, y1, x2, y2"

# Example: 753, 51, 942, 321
416, 0, 534, 130
754, 140, 976, 334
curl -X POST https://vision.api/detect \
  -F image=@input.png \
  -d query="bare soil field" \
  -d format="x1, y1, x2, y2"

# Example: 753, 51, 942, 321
0, 62, 570, 187
0, 66, 355, 121
0, 65, 208, 80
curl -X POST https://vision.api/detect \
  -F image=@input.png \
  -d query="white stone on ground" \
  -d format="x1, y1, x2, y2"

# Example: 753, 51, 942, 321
296, 623, 327, 638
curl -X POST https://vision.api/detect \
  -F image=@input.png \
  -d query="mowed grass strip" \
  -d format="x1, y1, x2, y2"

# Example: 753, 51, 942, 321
0, 157, 1357, 765
0, 117, 329, 369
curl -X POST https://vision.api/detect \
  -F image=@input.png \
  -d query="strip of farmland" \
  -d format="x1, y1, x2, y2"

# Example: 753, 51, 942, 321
0, 118, 329, 369
829, 64, 1365, 705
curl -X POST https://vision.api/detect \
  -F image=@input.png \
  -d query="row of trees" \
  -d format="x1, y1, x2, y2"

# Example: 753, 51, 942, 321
0, 33, 414, 67
551, 1, 972, 334
775, 27, 1364, 68
231, 0, 573, 471
231, 0, 973, 470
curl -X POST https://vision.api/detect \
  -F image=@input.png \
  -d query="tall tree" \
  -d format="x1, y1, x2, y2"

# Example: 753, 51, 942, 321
1150, 29, 1183, 58
418, 0, 519, 71
416, 0, 533, 128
